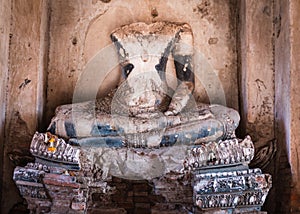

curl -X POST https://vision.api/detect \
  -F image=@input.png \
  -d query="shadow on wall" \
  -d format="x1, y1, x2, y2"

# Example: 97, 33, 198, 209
273, 150, 291, 213
272, 118, 291, 214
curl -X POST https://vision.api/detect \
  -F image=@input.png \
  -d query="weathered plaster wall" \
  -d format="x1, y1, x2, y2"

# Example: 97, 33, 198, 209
274, 0, 291, 212
1, 0, 50, 213
274, 0, 300, 213
238, 1, 275, 211
45, 0, 239, 123
0, 0, 11, 208
238, 0, 274, 145
289, 0, 300, 211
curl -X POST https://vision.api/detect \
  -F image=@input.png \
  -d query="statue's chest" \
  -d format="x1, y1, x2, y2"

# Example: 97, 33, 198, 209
115, 36, 175, 113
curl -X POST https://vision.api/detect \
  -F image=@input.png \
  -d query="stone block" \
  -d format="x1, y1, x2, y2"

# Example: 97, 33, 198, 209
133, 196, 150, 203
88, 208, 127, 214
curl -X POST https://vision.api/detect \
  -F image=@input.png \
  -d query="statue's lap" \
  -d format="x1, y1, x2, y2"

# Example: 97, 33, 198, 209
47, 100, 240, 148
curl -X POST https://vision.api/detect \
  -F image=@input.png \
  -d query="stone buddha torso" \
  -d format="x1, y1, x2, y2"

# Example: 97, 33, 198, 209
110, 22, 194, 116
47, 22, 240, 148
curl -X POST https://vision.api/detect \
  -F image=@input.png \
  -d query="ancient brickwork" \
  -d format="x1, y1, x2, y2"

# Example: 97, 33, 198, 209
91, 176, 192, 214
13, 162, 193, 214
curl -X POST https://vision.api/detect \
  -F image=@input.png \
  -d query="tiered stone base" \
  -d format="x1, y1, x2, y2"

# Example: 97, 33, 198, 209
13, 133, 272, 213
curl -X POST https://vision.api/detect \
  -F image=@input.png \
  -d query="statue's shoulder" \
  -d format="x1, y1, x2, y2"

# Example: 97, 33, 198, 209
111, 21, 192, 41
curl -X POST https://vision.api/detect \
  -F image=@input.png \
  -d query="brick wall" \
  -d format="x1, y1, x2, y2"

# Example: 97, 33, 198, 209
88, 175, 193, 214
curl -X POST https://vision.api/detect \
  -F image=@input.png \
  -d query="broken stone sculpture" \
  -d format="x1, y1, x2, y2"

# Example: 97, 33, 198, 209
47, 22, 239, 148
13, 22, 271, 213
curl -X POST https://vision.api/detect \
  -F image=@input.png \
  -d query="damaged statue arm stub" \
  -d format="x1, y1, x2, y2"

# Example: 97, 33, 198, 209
165, 56, 194, 115
164, 80, 194, 116
166, 26, 194, 116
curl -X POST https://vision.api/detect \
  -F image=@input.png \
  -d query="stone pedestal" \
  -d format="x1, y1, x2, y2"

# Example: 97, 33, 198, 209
13, 132, 271, 213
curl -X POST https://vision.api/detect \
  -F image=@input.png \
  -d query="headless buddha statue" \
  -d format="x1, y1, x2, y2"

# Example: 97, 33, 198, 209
47, 22, 240, 148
